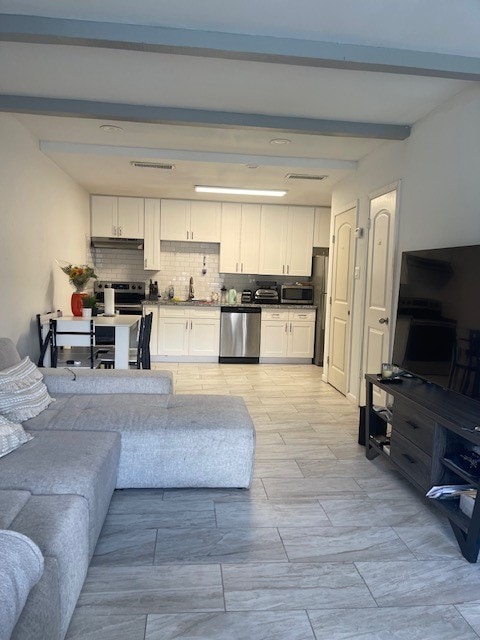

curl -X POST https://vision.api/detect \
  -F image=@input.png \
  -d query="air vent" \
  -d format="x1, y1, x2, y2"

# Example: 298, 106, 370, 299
285, 173, 328, 181
131, 161, 175, 170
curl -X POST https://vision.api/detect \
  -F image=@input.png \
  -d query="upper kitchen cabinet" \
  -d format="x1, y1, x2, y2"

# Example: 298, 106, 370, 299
219, 203, 261, 274
143, 198, 161, 270
91, 195, 145, 239
160, 199, 221, 242
258, 205, 314, 276
313, 207, 331, 247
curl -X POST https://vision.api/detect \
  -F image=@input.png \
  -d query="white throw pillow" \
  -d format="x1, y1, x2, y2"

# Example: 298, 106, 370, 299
0, 357, 54, 421
0, 415, 33, 458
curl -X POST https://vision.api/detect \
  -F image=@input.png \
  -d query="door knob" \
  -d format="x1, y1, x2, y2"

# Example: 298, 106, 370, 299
379, 317, 389, 325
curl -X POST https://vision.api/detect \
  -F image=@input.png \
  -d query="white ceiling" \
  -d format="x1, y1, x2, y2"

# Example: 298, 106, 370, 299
0, 1, 479, 206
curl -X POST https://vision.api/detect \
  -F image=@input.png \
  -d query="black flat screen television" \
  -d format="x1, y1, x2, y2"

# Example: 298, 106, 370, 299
392, 244, 480, 403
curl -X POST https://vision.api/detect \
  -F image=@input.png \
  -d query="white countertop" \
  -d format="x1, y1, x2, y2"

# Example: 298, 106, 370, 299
62, 315, 140, 327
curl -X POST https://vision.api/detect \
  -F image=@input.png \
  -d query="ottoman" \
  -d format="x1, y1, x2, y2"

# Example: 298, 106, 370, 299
25, 394, 256, 489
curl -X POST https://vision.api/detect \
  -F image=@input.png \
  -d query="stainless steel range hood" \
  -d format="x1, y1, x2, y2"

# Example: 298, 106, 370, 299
90, 237, 144, 250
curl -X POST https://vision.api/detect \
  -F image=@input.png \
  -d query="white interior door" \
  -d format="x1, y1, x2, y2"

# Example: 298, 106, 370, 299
328, 206, 356, 395
362, 188, 398, 406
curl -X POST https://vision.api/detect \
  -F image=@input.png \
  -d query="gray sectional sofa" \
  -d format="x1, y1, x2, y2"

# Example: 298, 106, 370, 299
0, 338, 255, 640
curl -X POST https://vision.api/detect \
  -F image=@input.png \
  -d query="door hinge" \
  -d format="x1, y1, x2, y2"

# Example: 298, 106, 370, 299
329, 296, 332, 305
332, 234, 335, 244
326, 356, 330, 365
367, 218, 371, 229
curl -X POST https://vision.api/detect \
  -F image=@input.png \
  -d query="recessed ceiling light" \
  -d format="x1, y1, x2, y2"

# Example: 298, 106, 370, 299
270, 138, 291, 145
100, 124, 124, 133
246, 164, 259, 169
195, 186, 287, 197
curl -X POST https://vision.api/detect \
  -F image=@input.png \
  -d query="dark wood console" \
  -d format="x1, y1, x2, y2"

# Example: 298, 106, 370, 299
365, 373, 480, 562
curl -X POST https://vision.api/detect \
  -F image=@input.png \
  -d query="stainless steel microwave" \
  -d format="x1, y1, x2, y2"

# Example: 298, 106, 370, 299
280, 284, 314, 304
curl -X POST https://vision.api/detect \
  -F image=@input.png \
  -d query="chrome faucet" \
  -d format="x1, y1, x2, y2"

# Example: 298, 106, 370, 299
188, 276, 195, 300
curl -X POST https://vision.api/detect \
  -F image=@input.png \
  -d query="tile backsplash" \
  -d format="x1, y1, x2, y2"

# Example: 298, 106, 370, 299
89, 241, 293, 300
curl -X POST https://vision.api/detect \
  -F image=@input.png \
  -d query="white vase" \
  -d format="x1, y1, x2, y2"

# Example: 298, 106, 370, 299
82, 308, 92, 318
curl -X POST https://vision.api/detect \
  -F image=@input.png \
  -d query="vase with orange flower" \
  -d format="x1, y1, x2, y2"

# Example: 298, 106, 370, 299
58, 262, 98, 316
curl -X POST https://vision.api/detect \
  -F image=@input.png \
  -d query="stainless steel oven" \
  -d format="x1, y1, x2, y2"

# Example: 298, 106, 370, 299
94, 281, 145, 343
280, 284, 314, 305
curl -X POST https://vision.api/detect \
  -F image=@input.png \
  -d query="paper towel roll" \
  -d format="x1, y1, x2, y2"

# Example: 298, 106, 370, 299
104, 287, 115, 316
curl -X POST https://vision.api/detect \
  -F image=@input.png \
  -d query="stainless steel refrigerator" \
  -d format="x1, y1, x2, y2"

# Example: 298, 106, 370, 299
311, 250, 329, 366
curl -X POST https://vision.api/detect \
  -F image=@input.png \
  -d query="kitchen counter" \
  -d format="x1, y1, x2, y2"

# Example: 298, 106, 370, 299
142, 300, 316, 310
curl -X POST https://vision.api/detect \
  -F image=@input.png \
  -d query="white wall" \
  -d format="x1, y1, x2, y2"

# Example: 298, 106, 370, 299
0, 114, 90, 358
329, 84, 480, 404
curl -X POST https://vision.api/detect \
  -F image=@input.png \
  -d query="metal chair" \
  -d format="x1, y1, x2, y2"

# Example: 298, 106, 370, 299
36, 310, 62, 367
50, 318, 100, 369
100, 312, 153, 369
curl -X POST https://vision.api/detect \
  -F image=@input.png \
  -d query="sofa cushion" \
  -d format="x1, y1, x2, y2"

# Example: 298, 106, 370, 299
26, 394, 255, 489
42, 368, 174, 395
0, 429, 121, 555
0, 490, 31, 528
0, 357, 54, 421
11, 557, 61, 640
0, 415, 33, 459
0, 529, 44, 640
10, 494, 90, 638
25, 393, 169, 431
0, 338, 21, 371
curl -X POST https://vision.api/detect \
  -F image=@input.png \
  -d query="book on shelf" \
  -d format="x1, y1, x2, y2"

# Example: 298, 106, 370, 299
460, 492, 477, 518
426, 485, 476, 500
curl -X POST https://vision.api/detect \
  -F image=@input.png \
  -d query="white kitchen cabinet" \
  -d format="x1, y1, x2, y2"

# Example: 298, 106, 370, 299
159, 200, 189, 241
313, 207, 331, 247
260, 308, 316, 361
260, 310, 289, 358
258, 205, 289, 275
190, 201, 221, 242
189, 312, 221, 357
258, 205, 314, 276
160, 314, 190, 356
287, 207, 315, 276
288, 310, 316, 358
219, 203, 261, 273
160, 199, 221, 242
156, 306, 220, 360
91, 195, 144, 239
147, 305, 160, 356
143, 198, 161, 270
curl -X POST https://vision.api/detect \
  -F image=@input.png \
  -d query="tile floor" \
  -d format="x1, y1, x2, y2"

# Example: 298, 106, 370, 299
66, 364, 480, 639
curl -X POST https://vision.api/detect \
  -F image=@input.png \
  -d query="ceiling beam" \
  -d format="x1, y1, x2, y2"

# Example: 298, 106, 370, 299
1, 14, 479, 81
0, 95, 410, 140
39, 141, 358, 171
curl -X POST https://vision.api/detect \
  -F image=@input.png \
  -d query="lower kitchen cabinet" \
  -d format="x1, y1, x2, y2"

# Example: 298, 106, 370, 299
260, 309, 316, 362
154, 306, 220, 361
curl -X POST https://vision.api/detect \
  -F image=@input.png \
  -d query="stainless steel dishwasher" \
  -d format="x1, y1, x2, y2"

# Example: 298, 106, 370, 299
219, 306, 261, 363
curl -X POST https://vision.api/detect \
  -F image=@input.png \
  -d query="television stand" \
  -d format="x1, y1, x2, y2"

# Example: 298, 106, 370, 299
365, 373, 480, 562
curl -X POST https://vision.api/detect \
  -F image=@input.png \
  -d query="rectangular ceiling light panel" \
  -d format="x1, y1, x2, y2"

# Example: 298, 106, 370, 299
195, 186, 287, 197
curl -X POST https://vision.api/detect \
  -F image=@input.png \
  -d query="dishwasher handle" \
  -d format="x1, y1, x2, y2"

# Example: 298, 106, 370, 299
220, 306, 261, 314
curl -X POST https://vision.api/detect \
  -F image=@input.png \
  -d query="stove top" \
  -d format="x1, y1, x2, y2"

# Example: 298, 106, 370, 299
94, 281, 145, 306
